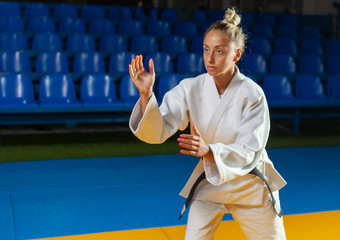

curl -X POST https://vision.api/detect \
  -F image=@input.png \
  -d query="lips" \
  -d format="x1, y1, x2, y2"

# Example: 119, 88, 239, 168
207, 66, 217, 70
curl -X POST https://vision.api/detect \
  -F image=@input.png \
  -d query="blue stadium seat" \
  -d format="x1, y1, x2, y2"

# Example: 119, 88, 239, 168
240, 12, 255, 27
39, 74, 81, 107
157, 73, 185, 101
118, 20, 144, 37
80, 5, 105, 20
135, 8, 158, 22
146, 21, 172, 40
0, 74, 37, 108
109, 52, 136, 75
276, 25, 298, 40
66, 33, 96, 52
0, 32, 28, 50
251, 24, 274, 40
239, 53, 267, 81
256, 12, 276, 26
53, 4, 78, 19
58, 18, 86, 34
270, 54, 296, 79
0, 16, 24, 32
32, 32, 63, 51
194, 10, 207, 24
327, 75, 340, 102
174, 21, 198, 41
300, 39, 323, 56
262, 74, 301, 107
295, 74, 333, 104
0, 2, 20, 16
299, 25, 321, 40
130, 35, 158, 55
120, 74, 139, 106
160, 8, 177, 24
326, 56, 340, 75
298, 55, 324, 78
191, 35, 203, 53
80, 74, 122, 107
0, 50, 32, 73
89, 19, 115, 35
36, 51, 69, 73
209, 10, 224, 22
73, 52, 105, 74
161, 35, 188, 59
144, 52, 174, 75
99, 34, 127, 53
325, 39, 340, 56
273, 39, 297, 56
27, 16, 56, 32
247, 37, 272, 59
108, 6, 132, 21
278, 13, 298, 27
176, 52, 205, 76
24, 2, 50, 17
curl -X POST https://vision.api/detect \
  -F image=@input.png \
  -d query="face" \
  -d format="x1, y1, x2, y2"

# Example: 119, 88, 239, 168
203, 30, 241, 79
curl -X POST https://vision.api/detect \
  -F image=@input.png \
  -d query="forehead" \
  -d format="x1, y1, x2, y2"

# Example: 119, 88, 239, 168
203, 30, 231, 47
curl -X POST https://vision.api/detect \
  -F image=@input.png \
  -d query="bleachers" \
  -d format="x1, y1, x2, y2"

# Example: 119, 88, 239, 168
0, 1, 339, 134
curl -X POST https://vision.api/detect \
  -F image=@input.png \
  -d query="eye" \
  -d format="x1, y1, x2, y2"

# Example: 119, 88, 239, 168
216, 49, 223, 54
203, 48, 210, 53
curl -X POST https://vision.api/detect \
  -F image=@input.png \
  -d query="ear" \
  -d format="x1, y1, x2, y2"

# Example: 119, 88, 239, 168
233, 49, 242, 62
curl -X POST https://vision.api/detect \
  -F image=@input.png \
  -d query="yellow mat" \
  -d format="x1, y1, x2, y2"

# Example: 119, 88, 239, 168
33, 210, 340, 240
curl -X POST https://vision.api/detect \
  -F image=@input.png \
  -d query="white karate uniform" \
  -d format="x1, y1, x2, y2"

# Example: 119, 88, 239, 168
129, 67, 287, 240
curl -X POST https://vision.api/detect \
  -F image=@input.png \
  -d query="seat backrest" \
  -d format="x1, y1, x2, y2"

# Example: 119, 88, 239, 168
73, 52, 105, 73
131, 35, 158, 55
39, 74, 77, 104
36, 51, 69, 73
209, 10, 224, 22
146, 21, 171, 38
144, 52, 174, 74
247, 37, 272, 56
0, 50, 32, 72
299, 25, 321, 40
24, 2, 49, 17
160, 8, 177, 24
118, 20, 144, 35
81, 74, 118, 103
120, 74, 139, 105
27, 16, 56, 32
58, 18, 86, 34
295, 74, 325, 99
53, 4, 78, 19
262, 74, 295, 101
32, 32, 63, 51
327, 75, 340, 99
298, 55, 324, 75
270, 54, 296, 74
251, 24, 274, 39
194, 10, 207, 24
109, 52, 136, 73
300, 39, 323, 56
176, 52, 205, 75
0, 2, 20, 16
274, 39, 297, 55
0, 74, 35, 105
66, 33, 96, 52
161, 35, 188, 56
325, 39, 340, 56
109, 6, 132, 20
191, 35, 203, 53
256, 12, 277, 26
174, 21, 198, 40
278, 13, 298, 27
275, 25, 298, 39
0, 32, 28, 50
81, 5, 105, 19
99, 34, 127, 53
239, 53, 267, 75
326, 56, 340, 75
89, 19, 115, 34
0, 16, 24, 32
157, 73, 185, 101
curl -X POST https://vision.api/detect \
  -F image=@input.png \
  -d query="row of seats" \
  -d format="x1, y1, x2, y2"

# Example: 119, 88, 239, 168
0, 32, 204, 57
239, 53, 340, 81
0, 50, 205, 80
0, 73, 186, 108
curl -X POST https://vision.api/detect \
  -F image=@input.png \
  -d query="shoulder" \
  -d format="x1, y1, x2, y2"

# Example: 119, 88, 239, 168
238, 73, 265, 100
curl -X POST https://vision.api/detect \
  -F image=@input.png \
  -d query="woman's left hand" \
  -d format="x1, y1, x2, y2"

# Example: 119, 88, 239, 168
177, 122, 214, 162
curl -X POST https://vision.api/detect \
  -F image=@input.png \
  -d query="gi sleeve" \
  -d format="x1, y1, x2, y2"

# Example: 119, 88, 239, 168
129, 84, 190, 144
204, 95, 270, 186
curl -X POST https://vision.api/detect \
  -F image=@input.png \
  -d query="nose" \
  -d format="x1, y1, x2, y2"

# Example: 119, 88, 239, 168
207, 51, 214, 63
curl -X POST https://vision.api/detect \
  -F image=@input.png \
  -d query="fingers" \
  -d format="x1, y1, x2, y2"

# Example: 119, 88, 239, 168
149, 58, 155, 76
191, 122, 201, 137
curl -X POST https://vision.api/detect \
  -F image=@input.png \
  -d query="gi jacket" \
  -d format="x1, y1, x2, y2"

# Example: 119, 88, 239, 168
130, 68, 286, 206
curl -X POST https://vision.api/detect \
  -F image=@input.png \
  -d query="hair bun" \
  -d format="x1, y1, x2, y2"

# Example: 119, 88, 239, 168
223, 8, 241, 27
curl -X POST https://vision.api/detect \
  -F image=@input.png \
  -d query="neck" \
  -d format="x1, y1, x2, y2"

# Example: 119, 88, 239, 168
213, 67, 236, 95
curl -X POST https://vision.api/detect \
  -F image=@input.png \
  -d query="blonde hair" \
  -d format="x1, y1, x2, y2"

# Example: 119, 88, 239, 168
205, 7, 246, 53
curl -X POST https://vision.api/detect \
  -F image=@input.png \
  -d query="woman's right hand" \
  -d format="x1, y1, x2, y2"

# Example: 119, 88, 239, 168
129, 55, 155, 99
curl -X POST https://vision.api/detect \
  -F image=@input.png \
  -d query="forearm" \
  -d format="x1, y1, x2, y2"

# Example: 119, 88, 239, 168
140, 91, 153, 115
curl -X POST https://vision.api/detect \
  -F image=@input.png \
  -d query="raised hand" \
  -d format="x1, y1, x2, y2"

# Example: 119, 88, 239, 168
177, 122, 214, 162
129, 55, 155, 99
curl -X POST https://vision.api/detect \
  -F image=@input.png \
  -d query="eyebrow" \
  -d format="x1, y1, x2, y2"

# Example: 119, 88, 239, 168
203, 44, 225, 48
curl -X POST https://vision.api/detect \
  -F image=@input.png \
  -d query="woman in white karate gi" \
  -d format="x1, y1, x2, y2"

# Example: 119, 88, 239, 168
128, 7, 287, 240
